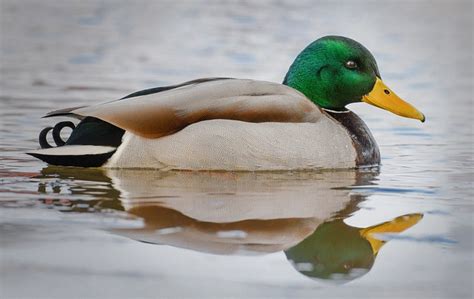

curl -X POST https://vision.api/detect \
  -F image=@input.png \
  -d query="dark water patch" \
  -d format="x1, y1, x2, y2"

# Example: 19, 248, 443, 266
337, 186, 436, 195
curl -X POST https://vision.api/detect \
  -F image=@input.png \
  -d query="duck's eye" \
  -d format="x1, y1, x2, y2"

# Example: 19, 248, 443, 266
345, 60, 358, 69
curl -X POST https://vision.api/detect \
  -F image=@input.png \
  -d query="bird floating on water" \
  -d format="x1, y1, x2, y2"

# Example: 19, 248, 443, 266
28, 36, 425, 170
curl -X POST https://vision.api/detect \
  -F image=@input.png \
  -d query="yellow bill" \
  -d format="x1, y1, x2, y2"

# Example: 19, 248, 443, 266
359, 213, 423, 255
363, 78, 425, 122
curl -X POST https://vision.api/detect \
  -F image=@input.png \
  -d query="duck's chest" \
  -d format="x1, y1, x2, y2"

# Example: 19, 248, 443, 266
325, 110, 380, 167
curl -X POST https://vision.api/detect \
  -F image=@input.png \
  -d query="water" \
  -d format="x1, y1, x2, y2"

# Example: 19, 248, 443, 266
0, 0, 473, 298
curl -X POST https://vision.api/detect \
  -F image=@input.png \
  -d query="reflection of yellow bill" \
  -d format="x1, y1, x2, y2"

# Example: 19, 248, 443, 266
360, 213, 423, 254
363, 78, 425, 122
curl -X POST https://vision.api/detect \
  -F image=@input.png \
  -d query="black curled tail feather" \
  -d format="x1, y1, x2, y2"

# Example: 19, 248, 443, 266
38, 117, 125, 149
53, 121, 76, 146
39, 121, 76, 148
32, 117, 125, 167
39, 127, 53, 148
53, 121, 75, 146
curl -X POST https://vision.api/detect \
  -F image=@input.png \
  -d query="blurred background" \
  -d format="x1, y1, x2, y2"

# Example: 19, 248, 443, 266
0, 1, 473, 298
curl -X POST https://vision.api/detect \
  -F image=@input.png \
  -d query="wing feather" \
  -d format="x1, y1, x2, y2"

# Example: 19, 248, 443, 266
43, 106, 87, 119
46, 79, 322, 138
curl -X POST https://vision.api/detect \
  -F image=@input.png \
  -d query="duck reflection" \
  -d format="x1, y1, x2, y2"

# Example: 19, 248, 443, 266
285, 214, 422, 282
37, 166, 422, 282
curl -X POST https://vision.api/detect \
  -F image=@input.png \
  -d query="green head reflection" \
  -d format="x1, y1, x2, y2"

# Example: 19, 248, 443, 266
285, 213, 423, 282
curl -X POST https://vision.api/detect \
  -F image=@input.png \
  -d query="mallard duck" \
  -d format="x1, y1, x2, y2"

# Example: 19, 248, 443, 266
28, 36, 425, 170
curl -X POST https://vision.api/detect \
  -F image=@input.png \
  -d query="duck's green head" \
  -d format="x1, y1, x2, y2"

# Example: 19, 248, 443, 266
284, 36, 425, 122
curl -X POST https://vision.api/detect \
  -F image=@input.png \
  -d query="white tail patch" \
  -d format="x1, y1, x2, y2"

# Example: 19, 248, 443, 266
27, 145, 116, 156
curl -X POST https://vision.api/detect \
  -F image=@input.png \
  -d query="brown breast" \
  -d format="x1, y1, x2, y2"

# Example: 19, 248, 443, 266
324, 110, 380, 167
